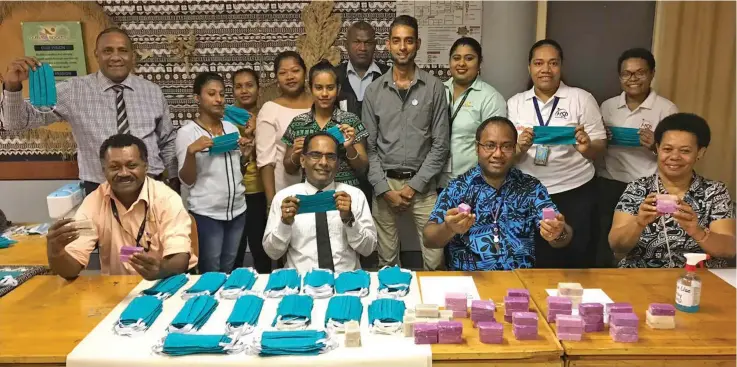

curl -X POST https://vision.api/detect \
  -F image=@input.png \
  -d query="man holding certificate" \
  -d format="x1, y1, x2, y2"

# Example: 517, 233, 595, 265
262, 132, 378, 273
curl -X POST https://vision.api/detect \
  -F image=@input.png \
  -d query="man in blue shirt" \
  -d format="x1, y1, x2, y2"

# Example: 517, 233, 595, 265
423, 117, 573, 270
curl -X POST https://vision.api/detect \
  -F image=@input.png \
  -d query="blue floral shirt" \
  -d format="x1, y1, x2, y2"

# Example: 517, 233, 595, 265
429, 165, 558, 270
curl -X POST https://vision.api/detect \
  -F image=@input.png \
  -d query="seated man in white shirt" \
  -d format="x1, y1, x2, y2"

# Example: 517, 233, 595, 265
263, 132, 377, 273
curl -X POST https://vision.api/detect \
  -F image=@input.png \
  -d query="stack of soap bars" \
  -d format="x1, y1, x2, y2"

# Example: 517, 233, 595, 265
444, 292, 468, 318
609, 313, 639, 343
546, 296, 572, 322
606, 302, 634, 321
504, 296, 529, 323
557, 282, 583, 307
344, 320, 361, 347
437, 321, 463, 344
477, 321, 503, 344
556, 314, 584, 341
512, 311, 538, 340
579, 302, 604, 332
646, 303, 676, 329
470, 300, 496, 327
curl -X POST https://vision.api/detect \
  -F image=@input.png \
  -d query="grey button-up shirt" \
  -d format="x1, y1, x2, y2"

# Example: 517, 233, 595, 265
362, 67, 449, 195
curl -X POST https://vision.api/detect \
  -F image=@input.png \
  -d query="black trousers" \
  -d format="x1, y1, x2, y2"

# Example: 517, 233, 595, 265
595, 177, 628, 268
235, 192, 271, 273
535, 178, 599, 269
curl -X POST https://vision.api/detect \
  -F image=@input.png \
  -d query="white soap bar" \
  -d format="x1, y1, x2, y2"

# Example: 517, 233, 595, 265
646, 310, 676, 329
403, 315, 415, 337
439, 309, 454, 321
557, 282, 584, 297
344, 320, 361, 347
415, 304, 440, 318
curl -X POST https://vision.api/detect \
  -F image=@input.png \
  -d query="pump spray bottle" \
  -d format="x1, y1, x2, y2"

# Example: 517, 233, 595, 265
675, 253, 709, 313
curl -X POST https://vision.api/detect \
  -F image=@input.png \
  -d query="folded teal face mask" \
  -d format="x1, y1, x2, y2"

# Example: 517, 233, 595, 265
272, 294, 314, 329
169, 295, 219, 333
223, 104, 251, 127
183, 272, 227, 298
249, 330, 336, 356
114, 295, 163, 336
156, 333, 244, 356
142, 273, 189, 299
368, 298, 406, 334
264, 268, 301, 298
532, 126, 577, 145
295, 190, 338, 214
325, 295, 363, 331
302, 268, 334, 298
209, 132, 240, 155
29, 63, 57, 109
335, 269, 371, 297
377, 265, 412, 298
226, 294, 265, 335
325, 125, 346, 144
220, 267, 259, 299
0, 236, 17, 249
608, 126, 641, 147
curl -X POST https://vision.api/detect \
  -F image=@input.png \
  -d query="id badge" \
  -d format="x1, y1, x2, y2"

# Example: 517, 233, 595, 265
533, 145, 550, 166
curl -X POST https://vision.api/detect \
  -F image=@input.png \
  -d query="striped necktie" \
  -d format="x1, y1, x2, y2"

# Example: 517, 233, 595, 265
112, 85, 129, 134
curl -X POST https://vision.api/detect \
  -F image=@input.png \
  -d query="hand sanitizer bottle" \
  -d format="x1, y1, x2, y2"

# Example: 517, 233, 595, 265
675, 253, 709, 313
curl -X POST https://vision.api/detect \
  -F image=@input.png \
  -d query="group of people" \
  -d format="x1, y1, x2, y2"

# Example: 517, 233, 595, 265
2, 15, 734, 281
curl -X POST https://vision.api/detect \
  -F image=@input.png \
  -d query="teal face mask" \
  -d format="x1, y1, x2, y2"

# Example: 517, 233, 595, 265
183, 272, 227, 298
115, 295, 163, 336
325, 295, 363, 331
209, 132, 240, 155
250, 330, 336, 356
303, 268, 335, 298
272, 294, 314, 329
169, 295, 219, 333
608, 126, 641, 147
264, 268, 301, 298
223, 104, 251, 127
29, 63, 57, 109
377, 265, 413, 298
368, 298, 406, 334
226, 294, 265, 335
142, 273, 189, 299
220, 267, 259, 299
295, 190, 338, 214
335, 269, 371, 297
155, 333, 244, 356
325, 125, 346, 144
532, 126, 577, 145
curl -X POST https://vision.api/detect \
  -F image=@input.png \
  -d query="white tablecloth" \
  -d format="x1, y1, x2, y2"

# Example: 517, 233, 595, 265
67, 272, 431, 367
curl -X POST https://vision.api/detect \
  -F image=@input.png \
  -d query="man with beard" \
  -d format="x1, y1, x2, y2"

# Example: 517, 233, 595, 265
362, 15, 449, 270
423, 117, 572, 270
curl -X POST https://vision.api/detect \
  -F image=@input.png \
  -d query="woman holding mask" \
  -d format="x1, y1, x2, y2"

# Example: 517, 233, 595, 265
609, 113, 735, 268
441, 37, 506, 187
282, 60, 369, 187
256, 51, 312, 208
176, 72, 254, 273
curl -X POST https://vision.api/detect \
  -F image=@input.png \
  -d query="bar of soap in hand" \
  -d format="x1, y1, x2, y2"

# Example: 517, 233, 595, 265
542, 208, 556, 220
656, 194, 678, 214
458, 203, 471, 214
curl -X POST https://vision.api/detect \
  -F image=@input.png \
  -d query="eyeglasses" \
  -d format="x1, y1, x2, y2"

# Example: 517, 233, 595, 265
303, 151, 338, 162
476, 141, 515, 154
619, 69, 650, 81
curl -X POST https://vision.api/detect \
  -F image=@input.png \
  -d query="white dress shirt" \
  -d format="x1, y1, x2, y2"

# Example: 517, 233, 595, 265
262, 181, 377, 274
507, 82, 607, 194
347, 61, 382, 102
597, 90, 678, 183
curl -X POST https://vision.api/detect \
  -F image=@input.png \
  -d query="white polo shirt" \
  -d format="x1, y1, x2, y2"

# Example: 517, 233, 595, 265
597, 90, 678, 183
507, 82, 607, 194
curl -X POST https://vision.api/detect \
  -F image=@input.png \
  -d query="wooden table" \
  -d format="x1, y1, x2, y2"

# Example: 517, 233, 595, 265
516, 268, 737, 367
0, 235, 49, 267
419, 271, 564, 367
0, 275, 140, 366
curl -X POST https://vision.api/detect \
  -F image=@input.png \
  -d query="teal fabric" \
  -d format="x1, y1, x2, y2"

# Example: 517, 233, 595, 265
324, 295, 363, 326
227, 294, 264, 327
377, 266, 412, 294
264, 268, 301, 292
170, 295, 219, 331
532, 126, 577, 145
29, 63, 57, 107
142, 274, 188, 298
162, 333, 232, 356
609, 126, 641, 147
295, 190, 338, 214
368, 298, 406, 325
304, 269, 335, 288
223, 104, 251, 127
334, 270, 370, 294
260, 330, 327, 356
0, 271, 22, 279
184, 272, 227, 295
272, 294, 314, 326
222, 268, 257, 291
325, 125, 346, 144
209, 132, 240, 155
118, 295, 163, 328
0, 236, 17, 249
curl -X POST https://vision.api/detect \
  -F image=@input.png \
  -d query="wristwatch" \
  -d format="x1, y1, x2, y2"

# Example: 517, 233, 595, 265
554, 228, 569, 243
342, 213, 355, 227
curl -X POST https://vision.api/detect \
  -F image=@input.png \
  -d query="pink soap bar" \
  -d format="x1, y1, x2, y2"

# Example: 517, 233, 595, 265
452, 309, 468, 318
471, 300, 496, 312
656, 194, 678, 214
547, 296, 572, 310
445, 292, 468, 311
611, 332, 639, 343
610, 313, 639, 327
582, 314, 604, 324
547, 309, 572, 323
120, 254, 131, 263
414, 322, 439, 337
558, 332, 583, 341
513, 324, 538, 340
414, 335, 438, 344
478, 321, 504, 344
578, 303, 604, 316
606, 303, 633, 314
458, 203, 472, 214
506, 288, 530, 299
512, 311, 538, 326
648, 303, 676, 316
437, 321, 463, 344
583, 322, 605, 333
558, 325, 585, 334
120, 246, 144, 255
610, 324, 638, 335
504, 296, 529, 311
556, 314, 583, 327
542, 208, 556, 220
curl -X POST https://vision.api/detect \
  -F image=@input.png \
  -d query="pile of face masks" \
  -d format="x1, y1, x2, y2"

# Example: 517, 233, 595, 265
609, 126, 641, 147
532, 126, 577, 145
225, 294, 265, 335
368, 298, 406, 335
223, 104, 251, 127
0, 270, 21, 288
28, 63, 57, 111
264, 268, 301, 298
246, 330, 336, 356
272, 294, 314, 330
0, 236, 18, 249
142, 273, 189, 299
324, 295, 363, 332
182, 272, 227, 299
154, 333, 245, 356
377, 266, 413, 298
302, 268, 335, 298
219, 267, 259, 299
209, 132, 241, 156
114, 295, 163, 336
335, 269, 371, 297
169, 295, 219, 333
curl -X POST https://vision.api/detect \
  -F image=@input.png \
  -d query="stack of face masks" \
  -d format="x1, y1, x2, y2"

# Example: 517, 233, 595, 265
608, 126, 641, 147
225, 294, 265, 335
209, 132, 241, 156
377, 265, 413, 298
302, 268, 335, 298
142, 273, 189, 299
223, 104, 252, 127
368, 298, 406, 335
272, 294, 314, 330
28, 63, 57, 111
154, 333, 245, 356
532, 126, 577, 145
247, 330, 337, 356
169, 295, 219, 333
0, 236, 17, 249
114, 295, 163, 336
219, 267, 259, 299
263, 268, 301, 298
335, 269, 371, 297
182, 272, 227, 299
324, 295, 363, 332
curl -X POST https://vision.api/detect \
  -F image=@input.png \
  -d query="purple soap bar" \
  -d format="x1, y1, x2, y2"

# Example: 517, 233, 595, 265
471, 300, 495, 322
452, 309, 468, 318
656, 194, 678, 214
438, 321, 463, 344
504, 296, 529, 310
478, 322, 504, 344
120, 254, 131, 263
471, 315, 496, 325
542, 208, 556, 220
415, 335, 438, 344
648, 303, 676, 316
556, 314, 583, 327
583, 322, 605, 332
581, 314, 604, 324
611, 332, 639, 343
547, 309, 572, 323
120, 246, 143, 255
558, 332, 582, 341
506, 288, 530, 300
445, 292, 468, 311
610, 313, 639, 327
414, 322, 439, 337
578, 303, 604, 316
547, 296, 573, 310
558, 325, 585, 334
606, 302, 633, 314
458, 203, 472, 214
513, 324, 538, 340
504, 315, 513, 323
610, 324, 638, 335
512, 311, 538, 326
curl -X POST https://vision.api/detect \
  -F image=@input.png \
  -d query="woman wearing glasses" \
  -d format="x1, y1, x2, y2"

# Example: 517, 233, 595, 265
596, 48, 678, 267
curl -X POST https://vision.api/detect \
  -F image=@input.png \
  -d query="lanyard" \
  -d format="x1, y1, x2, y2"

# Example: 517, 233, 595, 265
448, 88, 472, 125
111, 198, 149, 250
532, 96, 560, 126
